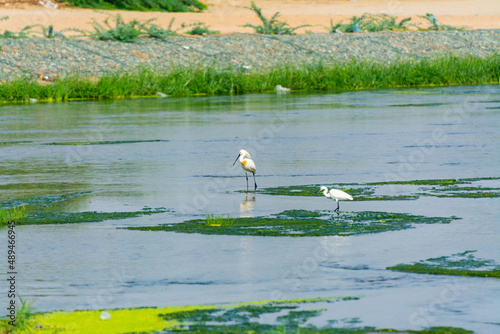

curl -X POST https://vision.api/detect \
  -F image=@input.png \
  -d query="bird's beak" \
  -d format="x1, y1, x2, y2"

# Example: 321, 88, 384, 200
233, 154, 240, 166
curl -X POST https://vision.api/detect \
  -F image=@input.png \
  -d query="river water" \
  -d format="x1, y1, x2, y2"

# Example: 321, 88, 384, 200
0, 85, 499, 333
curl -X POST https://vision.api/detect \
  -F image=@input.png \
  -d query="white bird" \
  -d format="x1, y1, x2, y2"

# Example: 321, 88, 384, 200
274, 85, 290, 94
233, 149, 257, 191
318, 186, 353, 213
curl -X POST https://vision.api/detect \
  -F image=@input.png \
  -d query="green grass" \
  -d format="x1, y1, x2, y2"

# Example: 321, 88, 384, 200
243, 1, 309, 35
0, 297, 36, 333
388, 251, 500, 278
0, 205, 27, 225
205, 213, 235, 227
61, 0, 207, 12
1, 54, 499, 104
127, 210, 458, 237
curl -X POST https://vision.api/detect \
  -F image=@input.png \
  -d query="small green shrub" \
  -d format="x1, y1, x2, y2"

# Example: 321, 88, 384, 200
89, 15, 155, 42
0, 26, 33, 39
420, 13, 465, 31
330, 14, 412, 33
182, 22, 219, 35
244, 1, 309, 35
146, 18, 178, 38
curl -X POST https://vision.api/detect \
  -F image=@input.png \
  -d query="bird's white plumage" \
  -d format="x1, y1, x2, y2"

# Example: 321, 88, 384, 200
233, 149, 257, 190
319, 186, 353, 212
238, 149, 256, 174
320, 186, 353, 201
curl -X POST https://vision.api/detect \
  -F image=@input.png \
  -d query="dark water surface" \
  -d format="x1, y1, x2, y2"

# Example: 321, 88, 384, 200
0, 85, 499, 332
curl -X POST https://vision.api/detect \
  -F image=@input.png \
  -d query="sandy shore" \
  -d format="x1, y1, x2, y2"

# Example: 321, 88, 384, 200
1, 0, 500, 35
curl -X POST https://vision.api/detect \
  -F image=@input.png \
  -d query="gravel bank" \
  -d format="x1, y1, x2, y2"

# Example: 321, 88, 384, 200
1, 30, 499, 80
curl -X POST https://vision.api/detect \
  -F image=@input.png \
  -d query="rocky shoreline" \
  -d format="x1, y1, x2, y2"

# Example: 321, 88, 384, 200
1, 29, 499, 80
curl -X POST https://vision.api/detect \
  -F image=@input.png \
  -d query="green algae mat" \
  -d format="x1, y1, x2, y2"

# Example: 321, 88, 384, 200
1, 296, 472, 334
127, 209, 458, 237
0, 192, 167, 225
388, 251, 500, 279
256, 177, 500, 200
0, 139, 168, 146
43, 139, 169, 145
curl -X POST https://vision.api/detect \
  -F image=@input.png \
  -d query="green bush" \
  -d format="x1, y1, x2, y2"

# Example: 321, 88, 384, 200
330, 14, 412, 33
61, 0, 207, 12
244, 1, 309, 35
89, 15, 155, 42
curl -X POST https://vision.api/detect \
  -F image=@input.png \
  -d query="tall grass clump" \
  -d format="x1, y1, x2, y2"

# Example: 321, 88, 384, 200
0, 54, 498, 103
0, 297, 35, 333
205, 213, 234, 227
0, 206, 27, 225
244, 1, 309, 35
62, 0, 207, 12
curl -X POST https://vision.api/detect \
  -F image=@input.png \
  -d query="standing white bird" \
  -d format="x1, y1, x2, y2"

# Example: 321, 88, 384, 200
318, 186, 353, 213
233, 149, 257, 191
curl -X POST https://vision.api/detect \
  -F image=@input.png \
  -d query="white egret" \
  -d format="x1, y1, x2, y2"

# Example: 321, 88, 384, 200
233, 149, 257, 191
318, 186, 353, 213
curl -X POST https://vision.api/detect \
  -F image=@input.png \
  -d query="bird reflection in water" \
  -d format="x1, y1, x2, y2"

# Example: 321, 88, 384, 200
239, 193, 256, 217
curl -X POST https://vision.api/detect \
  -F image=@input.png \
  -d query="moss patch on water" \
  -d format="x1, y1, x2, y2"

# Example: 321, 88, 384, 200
127, 209, 457, 237
254, 184, 418, 201
15, 207, 167, 225
0, 192, 168, 225
15, 296, 472, 334
367, 177, 499, 186
257, 177, 500, 200
387, 251, 500, 278
0, 140, 33, 145
43, 139, 169, 145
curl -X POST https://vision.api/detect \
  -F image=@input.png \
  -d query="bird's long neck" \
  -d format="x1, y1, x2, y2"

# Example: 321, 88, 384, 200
322, 188, 329, 197
239, 155, 247, 165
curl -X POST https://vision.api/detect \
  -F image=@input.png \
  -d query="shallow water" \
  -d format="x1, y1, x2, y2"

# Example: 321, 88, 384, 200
0, 85, 499, 332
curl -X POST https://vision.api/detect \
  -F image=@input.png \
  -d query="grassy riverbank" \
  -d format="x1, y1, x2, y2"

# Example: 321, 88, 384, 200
1, 54, 499, 104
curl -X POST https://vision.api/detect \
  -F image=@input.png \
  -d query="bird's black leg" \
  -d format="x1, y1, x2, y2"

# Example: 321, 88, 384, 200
245, 173, 249, 191
334, 201, 340, 213
253, 173, 257, 190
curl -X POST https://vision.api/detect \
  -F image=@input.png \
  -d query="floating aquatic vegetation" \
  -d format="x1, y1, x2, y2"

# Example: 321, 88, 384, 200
0, 140, 33, 145
253, 184, 418, 201
16, 207, 167, 225
0, 191, 93, 209
387, 251, 500, 278
127, 210, 457, 237
420, 186, 500, 198
0, 192, 168, 225
43, 139, 169, 145
367, 177, 499, 186
257, 177, 500, 200
21, 296, 472, 334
